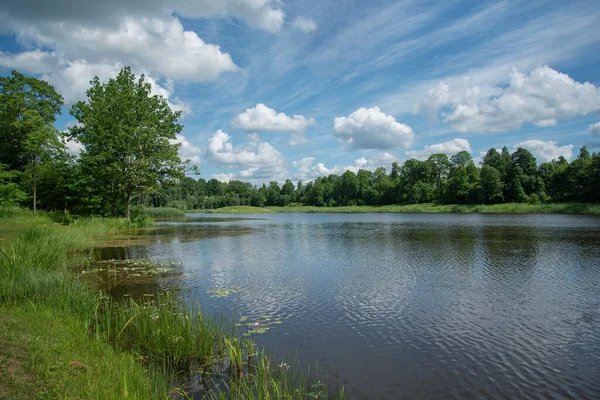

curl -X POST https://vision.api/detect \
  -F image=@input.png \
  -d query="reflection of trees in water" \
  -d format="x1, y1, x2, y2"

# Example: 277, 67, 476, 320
85, 224, 256, 300
95, 225, 255, 247
480, 225, 539, 278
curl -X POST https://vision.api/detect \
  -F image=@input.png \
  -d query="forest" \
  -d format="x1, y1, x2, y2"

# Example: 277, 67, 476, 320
2, 68, 600, 217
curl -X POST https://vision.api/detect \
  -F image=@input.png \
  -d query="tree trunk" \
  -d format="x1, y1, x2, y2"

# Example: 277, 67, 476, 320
126, 193, 132, 220
33, 158, 37, 216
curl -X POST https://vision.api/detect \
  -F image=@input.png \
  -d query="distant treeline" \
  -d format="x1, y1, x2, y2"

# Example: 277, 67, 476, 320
1, 68, 599, 216
155, 146, 600, 210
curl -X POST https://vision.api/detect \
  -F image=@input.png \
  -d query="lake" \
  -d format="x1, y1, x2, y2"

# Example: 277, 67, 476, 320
91, 213, 600, 399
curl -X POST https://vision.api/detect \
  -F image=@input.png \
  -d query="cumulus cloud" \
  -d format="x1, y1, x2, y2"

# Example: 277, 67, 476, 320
211, 173, 235, 183
231, 103, 315, 145
513, 140, 574, 162
293, 152, 397, 181
406, 138, 471, 159
0, 0, 287, 33
0, 0, 304, 108
206, 130, 288, 181
170, 134, 201, 166
589, 122, 600, 138
0, 16, 238, 104
63, 138, 84, 156
333, 107, 414, 150
292, 17, 317, 33
415, 66, 600, 133
0, 51, 193, 112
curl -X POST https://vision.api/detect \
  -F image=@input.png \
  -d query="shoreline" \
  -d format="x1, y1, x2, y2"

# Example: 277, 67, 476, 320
0, 215, 343, 399
185, 203, 600, 215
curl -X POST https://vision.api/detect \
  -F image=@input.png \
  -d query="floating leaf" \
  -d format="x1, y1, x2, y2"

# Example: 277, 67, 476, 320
206, 286, 246, 298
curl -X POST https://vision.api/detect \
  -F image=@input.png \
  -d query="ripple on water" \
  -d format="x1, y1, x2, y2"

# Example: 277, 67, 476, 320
95, 214, 600, 399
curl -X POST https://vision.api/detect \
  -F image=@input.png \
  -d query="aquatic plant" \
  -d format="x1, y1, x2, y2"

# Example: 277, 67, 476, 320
0, 215, 345, 399
207, 286, 247, 298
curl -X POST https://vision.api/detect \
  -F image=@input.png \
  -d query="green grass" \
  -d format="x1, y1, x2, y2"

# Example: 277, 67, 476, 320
142, 207, 187, 218
189, 206, 276, 214
189, 203, 600, 215
0, 210, 344, 399
0, 305, 171, 400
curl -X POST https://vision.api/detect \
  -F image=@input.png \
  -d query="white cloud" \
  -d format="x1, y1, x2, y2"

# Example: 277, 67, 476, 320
232, 104, 314, 133
333, 107, 414, 150
170, 134, 201, 166
0, 16, 238, 82
293, 152, 397, 181
206, 130, 288, 181
513, 140, 574, 162
406, 138, 471, 159
211, 173, 235, 183
64, 138, 84, 156
0, 6, 242, 106
231, 103, 315, 145
226, 0, 285, 33
0, 52, 193, 112
292, 17, 317, 33
589, 122, 600, 138
416, 66, 600, 133
0, 0, 287, 33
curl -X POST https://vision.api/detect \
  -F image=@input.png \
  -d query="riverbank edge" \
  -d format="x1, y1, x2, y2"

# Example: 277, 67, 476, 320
0, 215, 345, 399
186, 203, 600, 215
0, 217, 171, 399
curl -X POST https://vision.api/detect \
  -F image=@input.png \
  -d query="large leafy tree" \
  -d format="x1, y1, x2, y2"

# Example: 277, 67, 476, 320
69, 67, 184, 218
0, 71, 63, 171
0, 72, 65, 213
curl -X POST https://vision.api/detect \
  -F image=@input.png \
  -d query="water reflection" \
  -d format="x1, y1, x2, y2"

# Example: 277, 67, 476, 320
90, 213, 600, 399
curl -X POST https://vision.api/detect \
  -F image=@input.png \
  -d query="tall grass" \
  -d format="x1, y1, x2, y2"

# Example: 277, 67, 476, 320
0, 215, 343, 398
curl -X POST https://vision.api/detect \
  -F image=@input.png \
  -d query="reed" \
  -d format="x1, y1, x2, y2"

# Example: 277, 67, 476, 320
0, 214, 343, 399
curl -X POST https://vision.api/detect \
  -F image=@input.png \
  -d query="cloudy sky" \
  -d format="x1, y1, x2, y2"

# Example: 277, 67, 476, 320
1, 0, 599, 183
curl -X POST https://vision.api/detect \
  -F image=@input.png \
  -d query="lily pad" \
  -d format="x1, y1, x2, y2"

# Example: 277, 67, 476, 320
206, 286, 246, 298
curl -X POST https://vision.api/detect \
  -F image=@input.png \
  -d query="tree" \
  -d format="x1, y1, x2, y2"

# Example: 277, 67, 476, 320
0, 164, 26, 206
427, 153, 450, 196
20, 110, 65, 214
0, 71, 63, 171
512, 148, 537, 176
339, 170, 359, 205
450, 151, 472, 170
479, 165, 504, 203
266, 181, 281, 206
69, 67, 184, 218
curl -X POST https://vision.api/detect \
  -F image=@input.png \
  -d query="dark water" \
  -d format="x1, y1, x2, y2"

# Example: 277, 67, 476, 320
93, 213, 600, 399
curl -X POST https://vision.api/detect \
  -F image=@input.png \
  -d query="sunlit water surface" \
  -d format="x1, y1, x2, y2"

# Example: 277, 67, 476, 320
93, 213, 600, 399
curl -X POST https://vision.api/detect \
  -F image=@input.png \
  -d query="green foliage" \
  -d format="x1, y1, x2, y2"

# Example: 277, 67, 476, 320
0, 218, 342, 399
1, 68, 599, 217
69, 66, 184, 218
0, 165, 27, 206
0, 70, 63, 171
479, 165, 504, 204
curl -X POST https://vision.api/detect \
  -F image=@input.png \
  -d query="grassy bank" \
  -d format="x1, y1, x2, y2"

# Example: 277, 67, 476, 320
188, 206, 276, 214
0, 210, 343, 399
194, 203, 600, 215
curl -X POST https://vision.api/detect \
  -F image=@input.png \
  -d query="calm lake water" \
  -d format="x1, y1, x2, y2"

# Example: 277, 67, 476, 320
93, 213, 600, 399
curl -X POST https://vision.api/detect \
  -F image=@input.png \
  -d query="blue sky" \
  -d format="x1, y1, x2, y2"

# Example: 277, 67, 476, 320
1, 0, 599, 184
